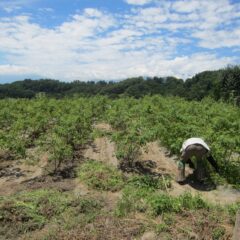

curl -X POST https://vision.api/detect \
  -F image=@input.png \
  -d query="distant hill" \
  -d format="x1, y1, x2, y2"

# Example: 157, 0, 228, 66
0, 66, 239, 105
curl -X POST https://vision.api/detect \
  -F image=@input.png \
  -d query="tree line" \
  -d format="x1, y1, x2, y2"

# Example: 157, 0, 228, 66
0, 65, 239, 104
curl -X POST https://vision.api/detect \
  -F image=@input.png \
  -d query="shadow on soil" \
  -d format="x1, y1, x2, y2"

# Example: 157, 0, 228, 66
119, 159, 171, 177
179, 173, 217, 191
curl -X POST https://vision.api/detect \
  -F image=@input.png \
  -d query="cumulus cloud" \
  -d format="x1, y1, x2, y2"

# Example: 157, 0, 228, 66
0, 1, 239, 81
124, 0, 153, 5
0, 65, 36, 75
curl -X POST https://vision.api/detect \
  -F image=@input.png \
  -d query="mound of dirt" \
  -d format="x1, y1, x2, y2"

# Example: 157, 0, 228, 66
83, 122, 118, 167
141, 142, 240, 205
94, 122, 113, 132
83, 137, 118, 168
89, 123, 240, 205
140, 142, 180, 177
140, 142, 240, 205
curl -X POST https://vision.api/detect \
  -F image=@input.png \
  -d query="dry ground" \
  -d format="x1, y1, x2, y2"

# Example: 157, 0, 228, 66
0, 122, 239, 240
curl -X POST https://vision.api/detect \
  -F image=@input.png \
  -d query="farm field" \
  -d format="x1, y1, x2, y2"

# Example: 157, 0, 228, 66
0, 95, 239, 240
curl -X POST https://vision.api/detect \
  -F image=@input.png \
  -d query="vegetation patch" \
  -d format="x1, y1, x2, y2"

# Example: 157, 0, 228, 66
78, 160, 125, 191
0, 189, 70, 238
0, 189, 104, 239
116, 185, 237, 239
212, 226, 226, 240
116, 183, 211, 217
127, 175, 171, 190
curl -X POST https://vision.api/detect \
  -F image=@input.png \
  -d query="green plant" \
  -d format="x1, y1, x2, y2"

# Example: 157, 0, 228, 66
116, 185, 210, 217
155, 223, 169, 233
212, 226, 225, 240
78, 160, 125, 191
0, 189, 70, 236
127, 175, 171, 190
148, 194, 181, 216
179, 192, 209, 210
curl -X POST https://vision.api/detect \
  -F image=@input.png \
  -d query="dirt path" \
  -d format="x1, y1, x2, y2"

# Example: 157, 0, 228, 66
1, 121, 239, 206
140, 141, 192, 177
0, 152, 48, 196
140, 141, 240, 205
171, 182, 240, 204
87, 123, 240, 205
83, 137, 118, 167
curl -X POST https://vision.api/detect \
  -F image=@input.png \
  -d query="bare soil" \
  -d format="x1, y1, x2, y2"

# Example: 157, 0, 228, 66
1, 122, 239, 204
94, 122, 113, 132
85, 123, 240, 205
0, 151, 48, 195
83, 137, 118, 168
0, 122, 239, 240
140, 141, 240, 205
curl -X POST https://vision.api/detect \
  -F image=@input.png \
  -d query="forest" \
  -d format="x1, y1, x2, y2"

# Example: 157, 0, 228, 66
0, 66, 239, 105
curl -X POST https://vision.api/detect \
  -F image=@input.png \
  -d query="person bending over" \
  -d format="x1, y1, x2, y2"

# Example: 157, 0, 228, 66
176, 137, 219, 183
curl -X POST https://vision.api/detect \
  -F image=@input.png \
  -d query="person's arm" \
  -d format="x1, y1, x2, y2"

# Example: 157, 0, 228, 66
207, 155, 219, 173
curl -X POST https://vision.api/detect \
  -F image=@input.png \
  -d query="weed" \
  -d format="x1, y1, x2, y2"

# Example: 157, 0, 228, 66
78, 160, 124, 191
162, 213, 175, 225
227, 201, 240, 217
179, 192, 209, 210
70, 197, 102, 214
127, 175, 171, 190
212, 226, 225, 240
155, 223, 169, 233
148, 194, 181, 216
0, 189, 70, 238
227, 201, 240, 224
116, 184, 210, 217
56, 197, 103, 231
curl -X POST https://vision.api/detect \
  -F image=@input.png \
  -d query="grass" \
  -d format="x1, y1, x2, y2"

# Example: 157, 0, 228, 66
0, 189, 70, 238
0, 159, 239, 240
0, 174, 238, 240
127, 175, 171, 190
0, 189, 103, 239
77, 160, 125, 191
115, 179, 239, 239
115, 183, 211, 217
212, 226, 226, 240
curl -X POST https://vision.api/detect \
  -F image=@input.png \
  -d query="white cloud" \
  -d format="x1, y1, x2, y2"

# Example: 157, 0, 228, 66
0, 1, 239, 82
0, 0, 38, 12
172, 0, 201, 13
124, 0, 153, 6
0, 64, 36, 75
193, 29, 240, 49
84, 8, 103, 17
38, 8, 54, 13
3, 6, 21, 13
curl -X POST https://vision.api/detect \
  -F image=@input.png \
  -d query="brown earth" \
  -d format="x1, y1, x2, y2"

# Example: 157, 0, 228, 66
1, 122, 239, 205
84, 123, 240, 205
83, 137, 118, 168
0, 150, 48, 196
140, 141, 240, 205
0, 122, 239, 240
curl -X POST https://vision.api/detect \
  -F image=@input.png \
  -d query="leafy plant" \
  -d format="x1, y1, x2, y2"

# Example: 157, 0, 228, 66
212, 226, 226, 240
78, 160, 125, 191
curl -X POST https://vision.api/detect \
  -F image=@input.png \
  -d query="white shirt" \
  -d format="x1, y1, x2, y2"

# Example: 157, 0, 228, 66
180, 137, 210, 152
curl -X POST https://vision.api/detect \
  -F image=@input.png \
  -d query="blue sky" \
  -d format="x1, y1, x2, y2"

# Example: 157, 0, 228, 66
0, 0, 239, 83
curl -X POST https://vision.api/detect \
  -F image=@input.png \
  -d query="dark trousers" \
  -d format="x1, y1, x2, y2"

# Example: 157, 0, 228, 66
181, 144, 208, 181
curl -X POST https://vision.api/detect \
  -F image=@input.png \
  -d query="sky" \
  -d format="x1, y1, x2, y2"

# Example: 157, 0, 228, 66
0, 0, 239, 83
